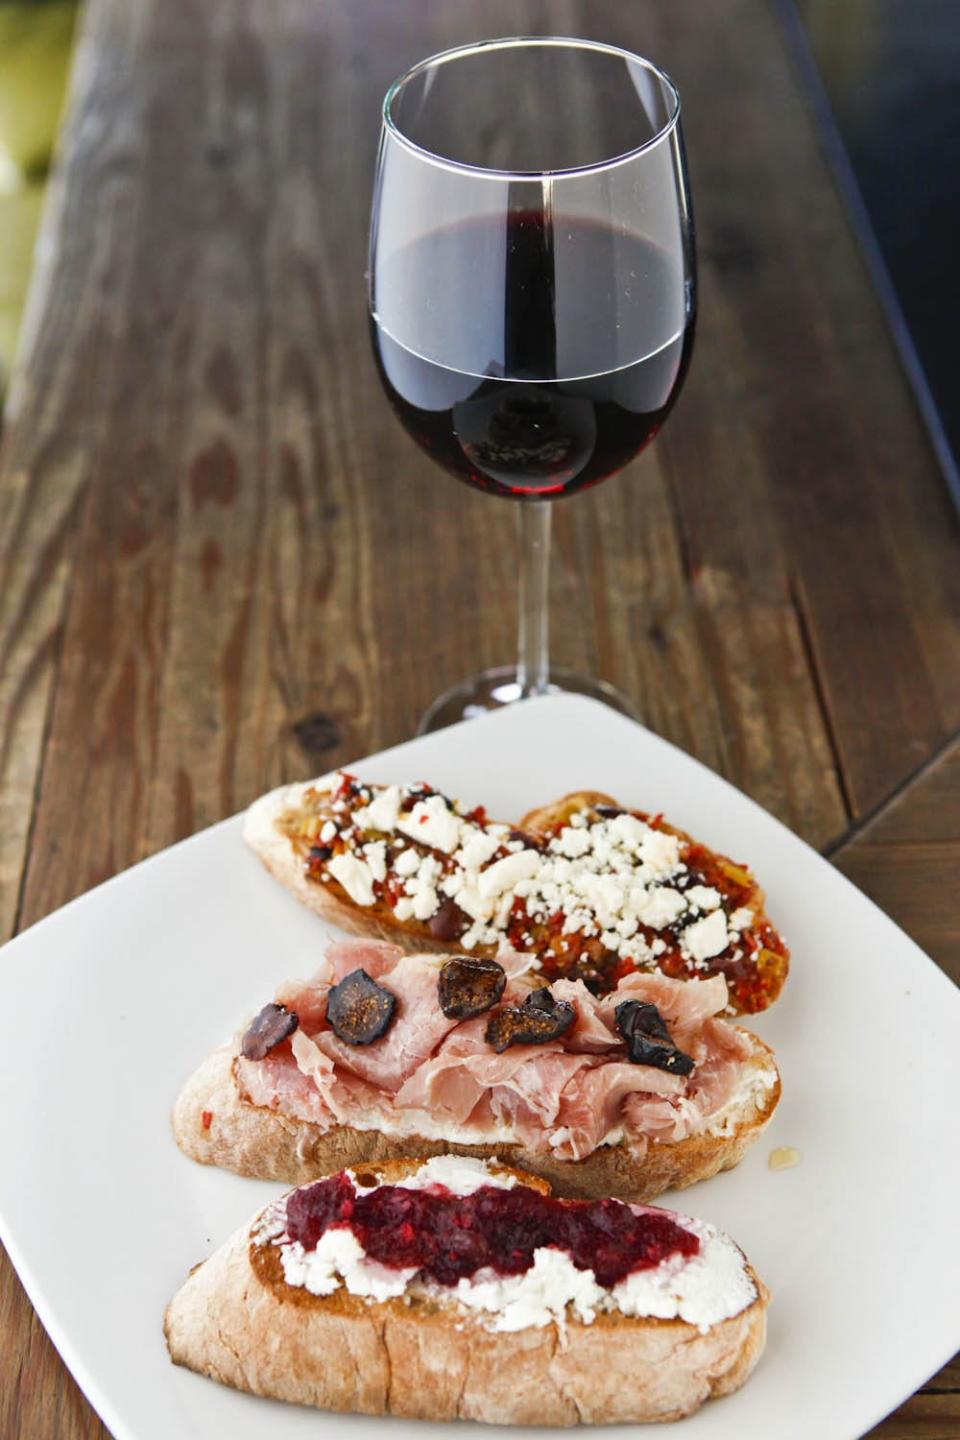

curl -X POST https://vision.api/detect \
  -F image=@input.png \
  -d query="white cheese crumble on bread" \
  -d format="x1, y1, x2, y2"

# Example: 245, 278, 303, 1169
247, 774, 790, 1012
326, 852, 375, 907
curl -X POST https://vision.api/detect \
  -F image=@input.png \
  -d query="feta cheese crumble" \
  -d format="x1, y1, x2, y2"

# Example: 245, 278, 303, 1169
304, 777, 769, 992
326, 852, 375, 907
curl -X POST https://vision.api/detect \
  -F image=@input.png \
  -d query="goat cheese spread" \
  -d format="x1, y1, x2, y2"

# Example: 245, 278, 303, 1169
260, 1157, 756, 1334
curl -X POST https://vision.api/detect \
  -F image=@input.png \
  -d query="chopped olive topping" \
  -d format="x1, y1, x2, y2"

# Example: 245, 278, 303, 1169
485, 987, 576, 1053
615, 1000, 695, 1075
594, 804, 626, 819
309, 844, 333, 861
437, 955, 507, 1020
326, 968, 396, 1045
428, 897, 469, 943
400, 783, 436, 811
240, 1002, 299, 1061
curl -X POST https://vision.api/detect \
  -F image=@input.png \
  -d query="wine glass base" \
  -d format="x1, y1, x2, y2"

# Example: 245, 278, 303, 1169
417, 666, 637, 735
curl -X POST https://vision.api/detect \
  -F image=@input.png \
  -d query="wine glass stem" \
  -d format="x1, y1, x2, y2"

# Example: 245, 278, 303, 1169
516, 500, 552, 697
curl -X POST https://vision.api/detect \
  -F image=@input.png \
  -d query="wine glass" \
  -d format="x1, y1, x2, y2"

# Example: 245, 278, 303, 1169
368, 37, 695, 732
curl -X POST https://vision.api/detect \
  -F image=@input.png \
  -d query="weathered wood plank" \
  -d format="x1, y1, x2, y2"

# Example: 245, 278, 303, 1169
0, 0, 150, 943
832, 737, 960, 1428
638, 0, 960, 817
832, 736, 960, 982
867, 1390, 960, 1439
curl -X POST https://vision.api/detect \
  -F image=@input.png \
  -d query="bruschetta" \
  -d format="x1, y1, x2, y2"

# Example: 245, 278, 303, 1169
244, 773, 789, 1014
165, 1155, 769, 1425
173, 938, 780, 1201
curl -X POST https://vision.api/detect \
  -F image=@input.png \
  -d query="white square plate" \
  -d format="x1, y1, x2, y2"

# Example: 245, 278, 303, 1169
1, 695, 958, 1439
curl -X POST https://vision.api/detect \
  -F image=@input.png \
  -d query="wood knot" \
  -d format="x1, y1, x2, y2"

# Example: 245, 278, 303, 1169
189, 438, 238, 509
292, 711, 342, 757
647, 621, 669, 654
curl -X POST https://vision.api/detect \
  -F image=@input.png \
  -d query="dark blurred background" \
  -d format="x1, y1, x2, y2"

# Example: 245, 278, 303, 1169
0, 0, 957, 507
782, 0, 960, 506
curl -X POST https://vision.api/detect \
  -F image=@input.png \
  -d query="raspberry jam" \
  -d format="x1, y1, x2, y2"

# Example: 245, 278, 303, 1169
284, 1175, 699, 1289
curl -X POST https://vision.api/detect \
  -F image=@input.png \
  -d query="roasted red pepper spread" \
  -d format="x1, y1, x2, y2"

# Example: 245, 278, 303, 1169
284, 1174, 699, 1288
291, 775, 789, 1013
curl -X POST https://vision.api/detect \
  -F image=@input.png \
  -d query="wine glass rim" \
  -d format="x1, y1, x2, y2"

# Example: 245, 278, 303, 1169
382, 36, 681, 180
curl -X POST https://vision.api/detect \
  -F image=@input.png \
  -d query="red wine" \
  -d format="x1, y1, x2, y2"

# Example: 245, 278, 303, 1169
371, 213, 694, 500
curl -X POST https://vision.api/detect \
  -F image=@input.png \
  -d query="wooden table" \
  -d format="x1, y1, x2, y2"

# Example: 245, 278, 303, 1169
1, 1, 957, 1435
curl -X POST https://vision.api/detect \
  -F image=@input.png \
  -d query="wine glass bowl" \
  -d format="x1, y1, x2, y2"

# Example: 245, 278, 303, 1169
368, 38, 695, 730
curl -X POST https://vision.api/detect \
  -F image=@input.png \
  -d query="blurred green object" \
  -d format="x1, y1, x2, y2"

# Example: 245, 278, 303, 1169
0, 0, 78, 177
0, 0, 78, 393
0, 184, 44, 371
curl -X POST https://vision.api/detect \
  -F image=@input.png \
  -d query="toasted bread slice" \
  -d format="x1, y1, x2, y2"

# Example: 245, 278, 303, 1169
244, 775, 789, 1014
172, 1033, 780, 1202
165, 1158, 769, 1425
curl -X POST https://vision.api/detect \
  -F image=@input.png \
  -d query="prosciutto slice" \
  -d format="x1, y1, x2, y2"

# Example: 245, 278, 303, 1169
275, 970, 330, 1035
550, 1060, 686, 1161
395, 1018, 592, 1135
239, 937, 763, 1158
276, 940, 405, 1032
289, 1029, 393, 1128
325, 938, 404, 982
394, 1016, 504, 1123
485, 1051, 597, 1144
621, 1017, 754, 1145
599, 971, 730, 1052
236, 1048, 332, 1127
311, 952, 457, 1092
548, 979, 621, 1052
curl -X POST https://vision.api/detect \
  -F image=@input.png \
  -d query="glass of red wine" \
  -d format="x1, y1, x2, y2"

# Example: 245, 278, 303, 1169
369, 38, 695, 732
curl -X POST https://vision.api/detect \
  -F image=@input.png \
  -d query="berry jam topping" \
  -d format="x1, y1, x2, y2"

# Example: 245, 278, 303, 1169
283, 1174, 699, 1289
485, 987, 576, 1052
325, 968, 396, 1045
437, 955, 507, 1019
615, 1000, 695, 1076
240, 1003, 299, 1061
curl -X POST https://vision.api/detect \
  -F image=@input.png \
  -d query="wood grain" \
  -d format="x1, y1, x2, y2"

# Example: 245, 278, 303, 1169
0, 0, 957, 1437
832, 735, 960, 982
828, 738, 960, 1430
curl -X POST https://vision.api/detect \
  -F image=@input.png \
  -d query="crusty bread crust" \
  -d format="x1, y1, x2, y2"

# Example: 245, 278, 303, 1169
165, 1157, 769, 1425
243, 783, 789, 1013
242, 780, 451, 949
518, 789, 625, 833
171, 1035, 780, 1203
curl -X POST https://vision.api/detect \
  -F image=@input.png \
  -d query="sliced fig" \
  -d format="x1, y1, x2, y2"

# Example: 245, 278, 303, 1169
437, 955, 506, 1020
615, 999, 695, 1075
326, 968, 396, 1045
485, 987, 575, 1053
240, 1002, 299, 1061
